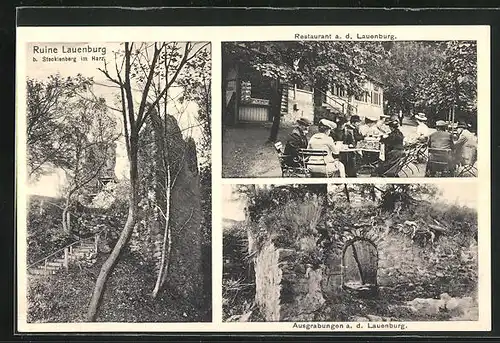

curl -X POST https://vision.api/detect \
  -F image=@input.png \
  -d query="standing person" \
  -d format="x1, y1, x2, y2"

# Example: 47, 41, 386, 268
398, 110, 404, 126
341, 115, 363, 177
283, 117, 311, 167
454, 122, 477, 166
415, 113, 431, 142
376, 119, 405, 176
307, 119, 346, 177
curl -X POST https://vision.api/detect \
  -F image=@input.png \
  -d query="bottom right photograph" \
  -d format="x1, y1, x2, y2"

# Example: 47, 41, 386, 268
222, 182, 479, 323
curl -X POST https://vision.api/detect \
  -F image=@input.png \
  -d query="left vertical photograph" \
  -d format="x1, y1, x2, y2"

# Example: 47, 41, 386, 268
19, 41, 212, 323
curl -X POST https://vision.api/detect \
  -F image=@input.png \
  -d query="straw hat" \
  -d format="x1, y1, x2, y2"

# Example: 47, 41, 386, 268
415, 113, 427, 121
435, 120, 447, 127
319, 118, 337, 130
365, 114, 379, 122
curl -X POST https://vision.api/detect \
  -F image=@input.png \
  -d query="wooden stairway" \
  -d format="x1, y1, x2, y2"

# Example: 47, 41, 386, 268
28, 231, 104, 276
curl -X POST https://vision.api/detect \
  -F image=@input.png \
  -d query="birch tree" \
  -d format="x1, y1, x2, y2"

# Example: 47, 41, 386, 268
86, 41, 209, 321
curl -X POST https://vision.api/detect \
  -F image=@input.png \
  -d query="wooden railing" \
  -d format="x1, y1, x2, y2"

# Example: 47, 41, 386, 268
27, 229, 106, 271
315, 88, 358, 115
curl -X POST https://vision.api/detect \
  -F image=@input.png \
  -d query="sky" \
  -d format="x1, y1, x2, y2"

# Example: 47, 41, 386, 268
221, 183, 478, 222
25, 42, 209, 197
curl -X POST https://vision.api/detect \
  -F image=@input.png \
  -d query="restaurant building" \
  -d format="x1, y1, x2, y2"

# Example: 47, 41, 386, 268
223, 58, 385, 127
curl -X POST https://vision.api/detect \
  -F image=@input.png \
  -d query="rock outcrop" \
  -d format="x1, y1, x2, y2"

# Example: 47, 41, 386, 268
132, 112, 204, 304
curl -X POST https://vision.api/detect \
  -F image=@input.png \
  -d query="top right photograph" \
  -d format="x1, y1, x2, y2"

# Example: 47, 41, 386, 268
222, 40, 478, 178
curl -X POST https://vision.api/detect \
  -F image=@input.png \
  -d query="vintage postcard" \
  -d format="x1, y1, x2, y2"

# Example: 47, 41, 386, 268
16, 25, 490, 333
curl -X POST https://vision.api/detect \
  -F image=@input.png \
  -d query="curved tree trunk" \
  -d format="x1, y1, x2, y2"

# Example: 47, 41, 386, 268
85, 151, 139, 322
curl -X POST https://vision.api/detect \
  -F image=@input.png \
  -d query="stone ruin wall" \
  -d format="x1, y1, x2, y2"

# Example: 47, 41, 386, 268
251, 221, 476, 321
254, 241, 325, 322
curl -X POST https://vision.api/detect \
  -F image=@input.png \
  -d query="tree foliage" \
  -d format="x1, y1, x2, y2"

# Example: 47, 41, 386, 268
369, 42, 447, 115
58, 95, 118, 232
370, 41, 477, 125
26, 74, 93, 179
416, 41, 477, 124
223, 41, 385, 97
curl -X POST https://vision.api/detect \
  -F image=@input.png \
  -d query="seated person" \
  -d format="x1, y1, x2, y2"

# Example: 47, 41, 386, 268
331, 117, 347, 142
376, 119, 405, 176
359, 114, 385, 138
343, 115, 364, 147
454, 122, 477, 167
307, 119, 346, 177
426, 120, 455, 175
283, 117, 311, 167
428, 120, 454, 150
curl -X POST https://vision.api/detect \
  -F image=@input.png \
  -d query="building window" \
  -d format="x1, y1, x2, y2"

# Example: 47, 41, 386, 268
372, 91, 381, 106
334, 85, 346, 98
355, 91, 369, 102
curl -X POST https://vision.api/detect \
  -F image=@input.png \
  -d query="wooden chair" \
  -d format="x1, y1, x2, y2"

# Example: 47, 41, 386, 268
455, 163, 478, 177
274, 142, 309, 177
298, 149, 332, 177
425, 148, 454, 177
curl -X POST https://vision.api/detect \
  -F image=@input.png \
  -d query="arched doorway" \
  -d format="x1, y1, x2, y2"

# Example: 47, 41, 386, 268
342, 238, 378, 297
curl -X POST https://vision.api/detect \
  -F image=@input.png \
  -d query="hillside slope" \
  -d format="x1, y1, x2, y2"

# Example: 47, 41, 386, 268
28, 252, 211, 323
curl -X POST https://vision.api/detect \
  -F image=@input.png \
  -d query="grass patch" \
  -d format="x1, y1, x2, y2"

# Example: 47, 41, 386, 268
28, 251, 210, 323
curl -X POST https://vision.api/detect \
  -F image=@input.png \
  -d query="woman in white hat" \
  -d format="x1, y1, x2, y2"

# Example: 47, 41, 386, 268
307, 119, 346, 177
415, 113, 431, 142
359, 114, 384, 138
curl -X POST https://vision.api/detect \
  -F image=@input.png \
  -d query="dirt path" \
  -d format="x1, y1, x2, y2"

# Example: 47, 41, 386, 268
222, 122, 288, 178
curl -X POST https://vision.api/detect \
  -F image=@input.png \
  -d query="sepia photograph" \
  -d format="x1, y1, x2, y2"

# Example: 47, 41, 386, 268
222, 41, 478, 178
222, 183, 478, 323
21, 41, 212, 323
16, 23, 490, 333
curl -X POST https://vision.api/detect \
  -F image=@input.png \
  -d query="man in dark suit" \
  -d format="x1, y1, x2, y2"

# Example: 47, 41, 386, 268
426, 120, 454, 176
343, 115, 364, 147
283, 117, 311, 167
428, 120, 454, 150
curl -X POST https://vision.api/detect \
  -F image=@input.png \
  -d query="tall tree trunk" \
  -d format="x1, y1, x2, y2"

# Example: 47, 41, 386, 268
268, 112, 281, 143
62, 196, 71, 233
152, 162, 172, 298
85, 146, 139, 322
267, 79, 281, 143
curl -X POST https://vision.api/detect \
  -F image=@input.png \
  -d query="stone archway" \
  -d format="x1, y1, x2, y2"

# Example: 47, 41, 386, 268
341, 237, 378, 293
321, 226, 384, 299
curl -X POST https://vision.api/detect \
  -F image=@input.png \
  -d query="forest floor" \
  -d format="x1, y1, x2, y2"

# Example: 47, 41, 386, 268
222, 117, 424, 178
224, 278, 478, 323
28, 252, 211, 323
